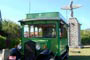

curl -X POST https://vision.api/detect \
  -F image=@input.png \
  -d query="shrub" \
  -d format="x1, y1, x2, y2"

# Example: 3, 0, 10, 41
81, 37, 90, 45
9, 38, 21, 49
0, 35, 6, 49
81, 30, 90, 45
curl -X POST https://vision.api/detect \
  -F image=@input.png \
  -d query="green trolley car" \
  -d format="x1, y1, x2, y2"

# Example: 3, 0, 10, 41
19, 12, 69, 60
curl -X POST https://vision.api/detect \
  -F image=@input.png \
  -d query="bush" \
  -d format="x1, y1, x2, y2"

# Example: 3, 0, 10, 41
9, 38, 21, 49
81, 37, 90, 45
0, 35, 6, 49
0, 35, 21, 49
81, 30, 90, 45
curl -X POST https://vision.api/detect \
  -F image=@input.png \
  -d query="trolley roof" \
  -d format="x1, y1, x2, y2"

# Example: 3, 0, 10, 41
19, 12, 67, 23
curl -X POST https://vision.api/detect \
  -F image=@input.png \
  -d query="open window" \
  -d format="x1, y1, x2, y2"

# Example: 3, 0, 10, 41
60, 21, 67, 38
24, 24, 56, 38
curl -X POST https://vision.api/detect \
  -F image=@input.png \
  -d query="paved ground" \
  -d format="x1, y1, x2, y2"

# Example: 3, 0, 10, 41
69, 48, 90, 60
0, 48, 90, 60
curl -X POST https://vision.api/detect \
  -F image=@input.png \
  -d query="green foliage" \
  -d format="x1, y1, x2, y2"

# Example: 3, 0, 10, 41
0, 35, 6, 49
0, 21, 2, 30
1, 20, 21, 49
81, 30, 90, 45
2, 20, 20, 38
9, 38, 21, 48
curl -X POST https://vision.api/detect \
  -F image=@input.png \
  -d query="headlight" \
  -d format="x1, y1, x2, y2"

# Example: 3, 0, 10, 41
36, 43, 40, 50
50, 58, 55, 60
17, 44, 22, 49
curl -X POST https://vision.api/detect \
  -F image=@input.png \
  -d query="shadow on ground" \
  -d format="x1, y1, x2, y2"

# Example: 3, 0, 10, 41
69, 56, 90, 60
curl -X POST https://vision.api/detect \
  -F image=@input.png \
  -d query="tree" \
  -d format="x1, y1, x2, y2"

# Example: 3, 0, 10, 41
1, 20, 21, 48
2, 20, 20, 37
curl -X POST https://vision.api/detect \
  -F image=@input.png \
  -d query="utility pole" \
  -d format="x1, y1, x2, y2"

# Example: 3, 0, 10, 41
29, 0, 31, 13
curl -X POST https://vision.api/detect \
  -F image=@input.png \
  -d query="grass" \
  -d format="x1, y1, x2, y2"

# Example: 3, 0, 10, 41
69, 48, 90, 60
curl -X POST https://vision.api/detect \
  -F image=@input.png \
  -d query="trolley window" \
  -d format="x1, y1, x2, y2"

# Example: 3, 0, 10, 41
24, 24, 56, 38
60, 21, 67, 38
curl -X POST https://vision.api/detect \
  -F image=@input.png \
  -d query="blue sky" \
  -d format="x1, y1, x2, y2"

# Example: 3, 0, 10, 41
0, 0, 90, 30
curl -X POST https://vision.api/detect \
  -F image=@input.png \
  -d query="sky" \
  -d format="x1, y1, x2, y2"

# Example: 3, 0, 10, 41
0, 0, 90, 30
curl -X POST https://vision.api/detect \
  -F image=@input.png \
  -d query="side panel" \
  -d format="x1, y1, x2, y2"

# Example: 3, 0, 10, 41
60, 38, 68, 55
26, 12, 60, 19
